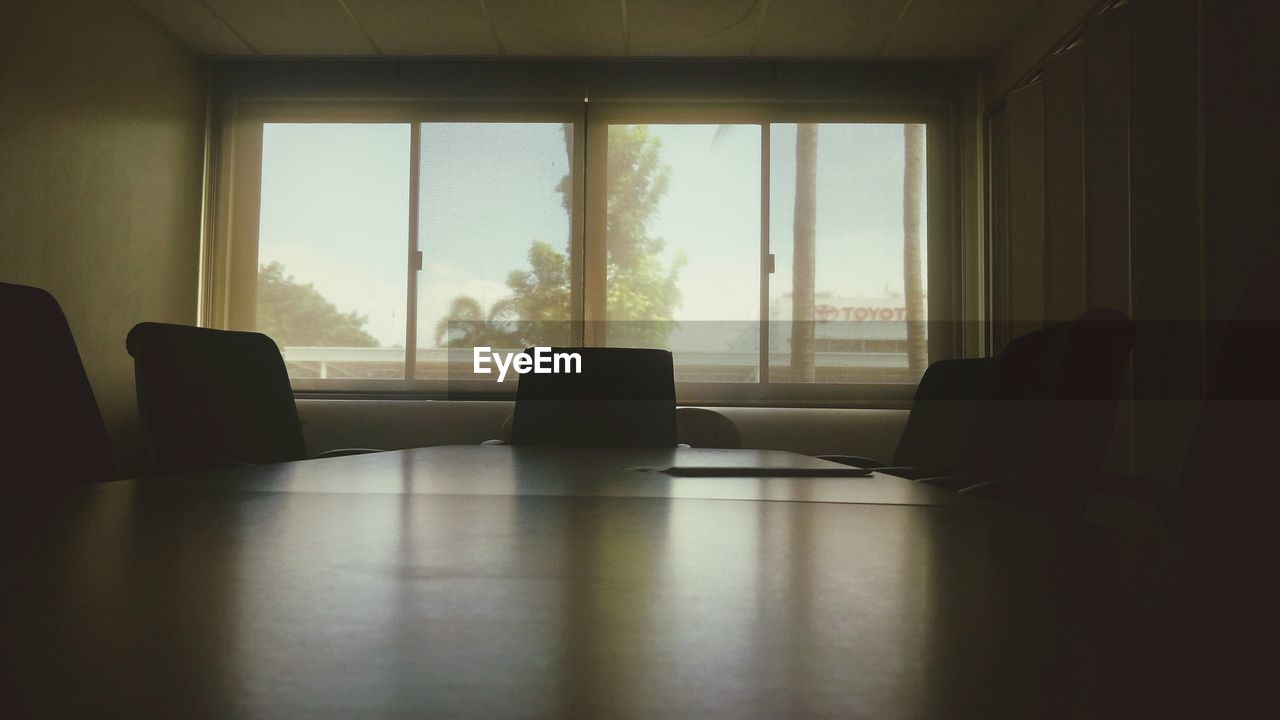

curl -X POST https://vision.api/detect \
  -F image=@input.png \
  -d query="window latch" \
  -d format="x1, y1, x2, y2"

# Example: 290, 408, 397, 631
765, 253, 776, 274
414, 250, 423, 271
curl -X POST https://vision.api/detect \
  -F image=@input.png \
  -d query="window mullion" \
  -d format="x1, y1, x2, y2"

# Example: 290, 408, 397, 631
405, 122, 422, 379
582, 108, 609, 346
759, 122, 771, 386
570, 108, 588, 346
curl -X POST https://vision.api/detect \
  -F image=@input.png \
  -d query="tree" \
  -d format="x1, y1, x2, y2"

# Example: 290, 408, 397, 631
791, 124, 819, 382
257, 261, 379, 347
505, 240, 572, 324
441, 125, 684, 349
721, 122, 819, 381
602, 126, 685, 347
902, 124, 927, 375
433, 295, 521, 348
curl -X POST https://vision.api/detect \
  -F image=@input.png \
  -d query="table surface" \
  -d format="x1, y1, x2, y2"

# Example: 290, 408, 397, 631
158, 446, 994, 507
3, 446, 1079, 719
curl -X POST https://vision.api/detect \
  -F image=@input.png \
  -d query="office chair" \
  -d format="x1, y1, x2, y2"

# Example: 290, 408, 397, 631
0, 282, 115, 487
510, 347, 677, 446
1178, 260, 1279, 534
819, 357, 998, 478
955, 308, 1135, 517
1166, 258, 1279, 717
126, 322, 376, 473
821, 309, 1133, 519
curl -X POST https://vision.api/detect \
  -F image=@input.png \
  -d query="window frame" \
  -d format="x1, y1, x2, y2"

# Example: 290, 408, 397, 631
208, 99, 586, 394
583, 102, 957, 406
206, 97, 960, 407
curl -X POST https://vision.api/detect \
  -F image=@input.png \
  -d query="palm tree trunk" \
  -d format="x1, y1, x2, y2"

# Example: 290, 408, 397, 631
903, 124, 927, 376
792, 124, 818, 382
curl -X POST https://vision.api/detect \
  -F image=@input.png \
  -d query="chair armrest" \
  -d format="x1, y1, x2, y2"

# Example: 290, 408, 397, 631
314, 448, 382, 459
956, 479, 1026, 506
815, 455, 885, 469
956, 478, 1011, 496
916, 475, 989, 490
873, 466, 950, 480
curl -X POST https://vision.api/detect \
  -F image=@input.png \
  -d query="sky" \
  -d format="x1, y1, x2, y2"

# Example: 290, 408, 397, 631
257, 120, 926, 349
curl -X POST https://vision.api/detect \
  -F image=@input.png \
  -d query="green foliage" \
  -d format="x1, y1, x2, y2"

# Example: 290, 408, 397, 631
506, 240, 572, 324
442, 125, 684, 349
604, 125, 685, 346
433, 295, 521, 349
257, 261, 379, 348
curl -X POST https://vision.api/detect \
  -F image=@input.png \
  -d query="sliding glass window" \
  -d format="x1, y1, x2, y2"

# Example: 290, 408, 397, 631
210, 101, 949, 404
255, 122, 411, 380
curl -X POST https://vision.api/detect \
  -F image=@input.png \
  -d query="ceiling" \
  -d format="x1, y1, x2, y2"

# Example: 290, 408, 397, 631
128, 0, 1047, 59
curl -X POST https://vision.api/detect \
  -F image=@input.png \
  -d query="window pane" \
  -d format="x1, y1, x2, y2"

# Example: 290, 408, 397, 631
417, 123, 574, 382
769, 123, 928, 384
257, 123, 410, 380
605, 124, 761, 383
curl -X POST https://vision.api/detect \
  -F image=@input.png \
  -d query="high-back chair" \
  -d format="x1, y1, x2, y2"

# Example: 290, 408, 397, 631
821, 357, 997, 477
127, 323, 307, 471
961, 308, 1135, 516
510, 347, 676, 446
887, 357, 999, 474
1178, 259, 1279, 535
1168, 258, 1278, 717
826, 309, 1133, 519
1, 282, 115, 487
127, 322, 377, 473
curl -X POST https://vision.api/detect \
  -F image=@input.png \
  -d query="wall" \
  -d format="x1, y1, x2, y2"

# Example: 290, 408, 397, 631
0, 0, 206, 471
297, 400, 909, 462
1128, 0, 1207, 484
1202, 0, 1279, 322
984, 0, 1214, 480
987, 0, 1277, 482
986, 0, 1103, 103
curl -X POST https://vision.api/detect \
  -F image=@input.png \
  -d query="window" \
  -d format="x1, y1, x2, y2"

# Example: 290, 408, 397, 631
257, 123, 410, 380
416, 122, 575, 379
767, 122, 929, 385
601, 123, 761, 381
210, 100, 950, 404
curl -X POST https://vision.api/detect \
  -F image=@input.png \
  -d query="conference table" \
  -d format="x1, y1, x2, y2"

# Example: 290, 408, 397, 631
3, 446, 1083, 718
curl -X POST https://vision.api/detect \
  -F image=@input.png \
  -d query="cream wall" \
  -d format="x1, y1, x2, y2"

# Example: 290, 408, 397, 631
0, 0, 206, 470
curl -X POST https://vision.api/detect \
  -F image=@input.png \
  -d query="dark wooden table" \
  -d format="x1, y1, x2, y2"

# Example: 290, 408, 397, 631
3, 447, 1081, 719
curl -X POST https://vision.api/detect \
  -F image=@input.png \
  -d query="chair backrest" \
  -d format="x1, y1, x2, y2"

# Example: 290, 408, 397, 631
676, 407, 742, 449
0, 282, 114, 486
977, 309, 1135, 513
511, 347, 676, 446
1169, 261, 1278, 718
1180, 258, 1279, 539
891, 357, 998, 470
126, 322, 307, 470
